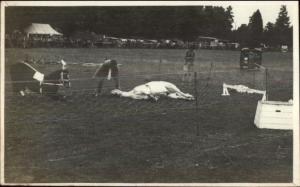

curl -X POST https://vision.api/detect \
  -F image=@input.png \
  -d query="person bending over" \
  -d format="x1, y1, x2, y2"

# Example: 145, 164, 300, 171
93, 58, 120, 96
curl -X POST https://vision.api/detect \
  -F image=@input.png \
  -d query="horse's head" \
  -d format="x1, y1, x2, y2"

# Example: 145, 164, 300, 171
111, 89, 122, 95
60, 69, 71, 88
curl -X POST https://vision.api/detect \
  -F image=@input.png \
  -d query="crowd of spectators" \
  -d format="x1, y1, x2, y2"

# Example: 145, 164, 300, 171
5, 30, 241, 50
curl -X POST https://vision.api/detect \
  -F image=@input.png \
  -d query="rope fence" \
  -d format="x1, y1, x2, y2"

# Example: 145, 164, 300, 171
5, 64, 292, 138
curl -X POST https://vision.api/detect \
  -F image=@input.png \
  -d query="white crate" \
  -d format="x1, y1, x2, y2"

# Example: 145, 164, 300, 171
254, 100, 293, 130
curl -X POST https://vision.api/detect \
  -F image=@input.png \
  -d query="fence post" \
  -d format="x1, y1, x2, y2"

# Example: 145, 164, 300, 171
194, 72, 199, 109
253, 70, 255, 88
158, 56, 162, 80
265, 68, 268, 101
194, 71, 199, 136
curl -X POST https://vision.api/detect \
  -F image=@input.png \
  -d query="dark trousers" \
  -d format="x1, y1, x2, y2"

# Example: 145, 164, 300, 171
96, 76, 120, 94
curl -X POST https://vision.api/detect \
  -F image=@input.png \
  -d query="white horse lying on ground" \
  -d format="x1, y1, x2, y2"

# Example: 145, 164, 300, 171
111, 81, 194, 101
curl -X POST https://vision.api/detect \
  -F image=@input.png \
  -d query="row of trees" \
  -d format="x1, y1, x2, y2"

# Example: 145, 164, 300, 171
6, 6, 234, 41
263, 6, 293, 48
6, 5, 292, 49
233, 5, 292, 48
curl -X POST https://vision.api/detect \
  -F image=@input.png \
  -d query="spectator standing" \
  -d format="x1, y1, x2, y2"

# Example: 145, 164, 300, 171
183, 45, 195, 82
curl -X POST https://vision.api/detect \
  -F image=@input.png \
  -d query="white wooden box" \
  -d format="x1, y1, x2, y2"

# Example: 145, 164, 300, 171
254, 100, 293, 130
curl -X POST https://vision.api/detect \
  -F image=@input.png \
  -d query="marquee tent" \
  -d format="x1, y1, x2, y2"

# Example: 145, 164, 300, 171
24, 23, 63, 37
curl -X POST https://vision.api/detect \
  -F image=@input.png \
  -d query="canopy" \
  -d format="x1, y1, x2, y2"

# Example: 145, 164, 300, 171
24, 23, 63, 36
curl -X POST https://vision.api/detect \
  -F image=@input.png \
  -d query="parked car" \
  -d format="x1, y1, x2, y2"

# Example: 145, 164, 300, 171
240, 48, 262, 69
281, 45, 288, 52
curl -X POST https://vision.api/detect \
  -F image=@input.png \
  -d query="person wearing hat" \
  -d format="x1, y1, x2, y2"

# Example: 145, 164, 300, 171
183, 45, 195, 82
93, 58, 120, 96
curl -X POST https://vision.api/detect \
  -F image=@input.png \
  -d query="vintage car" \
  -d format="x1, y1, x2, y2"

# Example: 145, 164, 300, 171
240, 48, 262, 69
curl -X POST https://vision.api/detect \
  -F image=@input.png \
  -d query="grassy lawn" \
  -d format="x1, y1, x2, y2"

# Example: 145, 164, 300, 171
4, 48, 293, 183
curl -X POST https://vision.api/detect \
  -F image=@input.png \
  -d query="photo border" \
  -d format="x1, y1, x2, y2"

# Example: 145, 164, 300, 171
0, 1, 299, 186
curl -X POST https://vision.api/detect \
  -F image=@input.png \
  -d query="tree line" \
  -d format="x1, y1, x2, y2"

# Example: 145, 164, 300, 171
232, 5, 293, 48
5, 5, 292, 48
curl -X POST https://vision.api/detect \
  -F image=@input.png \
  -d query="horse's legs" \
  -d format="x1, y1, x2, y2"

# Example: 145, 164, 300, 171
148, 94, 159, 101
173, 91, 194, 100
19, 83, 30, 96
130, 94, 150, 100
10, 77, 25, 95
14, 84, 25, 96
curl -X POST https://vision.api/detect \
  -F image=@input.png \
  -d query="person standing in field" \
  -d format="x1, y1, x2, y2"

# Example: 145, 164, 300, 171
183, 45, 195, 82
93, 58, 120, 96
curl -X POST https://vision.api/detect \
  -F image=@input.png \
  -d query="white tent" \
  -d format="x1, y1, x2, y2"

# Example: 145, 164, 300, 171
24, 23, 63, 37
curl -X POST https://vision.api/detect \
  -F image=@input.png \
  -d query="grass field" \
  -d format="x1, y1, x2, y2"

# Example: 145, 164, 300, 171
4, 48, 293, 183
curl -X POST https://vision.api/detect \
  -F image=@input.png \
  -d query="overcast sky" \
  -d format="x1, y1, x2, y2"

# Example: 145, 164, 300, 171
227, 4, 295, 29
218, 1, 297, 29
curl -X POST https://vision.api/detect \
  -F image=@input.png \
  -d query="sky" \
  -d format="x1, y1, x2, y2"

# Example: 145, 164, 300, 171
221, 3, 296, 29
